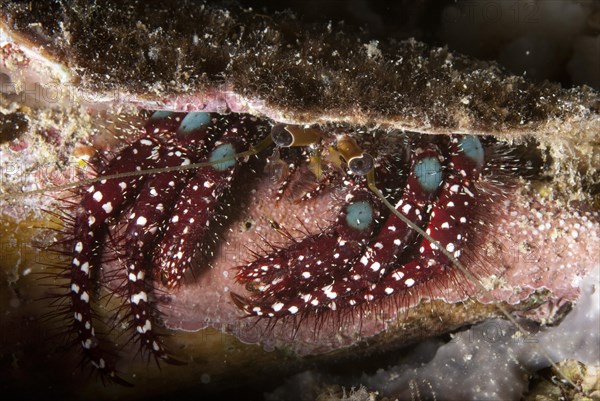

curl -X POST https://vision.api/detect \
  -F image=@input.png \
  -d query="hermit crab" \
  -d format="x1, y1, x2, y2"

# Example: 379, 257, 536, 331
0, 1, 598, 399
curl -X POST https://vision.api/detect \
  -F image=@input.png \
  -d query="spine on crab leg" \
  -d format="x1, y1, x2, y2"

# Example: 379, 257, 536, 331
357, 135, 486, 301
234, 135, 489, 318
302, 135, 486, 309
69, 136, 162, 384
154, 115, 266, 288
344, 142, 444, 285
232, 185, 385, 318
119, 112, 219, 363
232, 141, 446, 318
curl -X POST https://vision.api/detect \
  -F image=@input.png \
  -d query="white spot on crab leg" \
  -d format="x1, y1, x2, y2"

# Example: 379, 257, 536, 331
137, 320, 152, 334
463, 187, 475, 197
392, 271, 405, 280
322, 284, 338, 299
80, 291, 90, 303
102, 202, 113, 214
80, 262, 90, 275
131, 291, 148, 305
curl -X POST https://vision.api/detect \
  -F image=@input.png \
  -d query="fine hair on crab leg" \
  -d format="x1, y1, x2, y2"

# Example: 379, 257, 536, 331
232, 135, 405, 319
115, 111, 220, 365
232, 136, 452, 319
232, 138, 434, 317
343, 140, 444, 285
232, 185, 386, 318
154, 115, 269, 288
67, 135, 164, 385
356, 135, 488, 302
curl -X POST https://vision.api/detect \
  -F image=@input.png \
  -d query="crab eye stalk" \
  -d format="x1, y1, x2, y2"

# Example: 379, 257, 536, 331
336, 135, 375, 176
347, 153, 375, 176
271, 124, 321, 147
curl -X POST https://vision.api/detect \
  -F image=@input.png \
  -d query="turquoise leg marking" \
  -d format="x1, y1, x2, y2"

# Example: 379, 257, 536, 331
346, 201, 374, 231
179, 112, 212, 133
459, 135, 484, 164
414, 157, 443, 193
150, 110, 174, 119
209, 143, 236, 171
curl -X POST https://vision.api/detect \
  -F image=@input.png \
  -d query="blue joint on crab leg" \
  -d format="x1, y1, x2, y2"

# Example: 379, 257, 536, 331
150, 110, 176, 120
414, 155, 443, 192
340, 142, 445, 286
178, 112, 213, 134
209, 143, 237, 171
345, 201, 374, 231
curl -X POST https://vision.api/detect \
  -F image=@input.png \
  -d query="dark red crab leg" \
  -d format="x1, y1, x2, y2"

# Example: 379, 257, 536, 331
118, 112, 219, 362
232, 136, 404, 318
296, 141, 446, 309
233, 169, 390, 317
378, 135, 485, 289
154, 115, 267, 288
69, 136, 162, 384
233, 142, 446, 316
333, 135, 487, 305
233, 135, 489, 317
343, 142, 444, 284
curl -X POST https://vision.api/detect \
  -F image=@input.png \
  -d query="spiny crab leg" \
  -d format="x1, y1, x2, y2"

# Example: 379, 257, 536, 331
69, 136, 163, 385
232, 138, 447, 317
154, 115, 269, 288
345, 141, 444, 285
117, 112, 220, 364
342, 135, 488, 303
68, 111, 270, 381
232, 185, 386, 318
